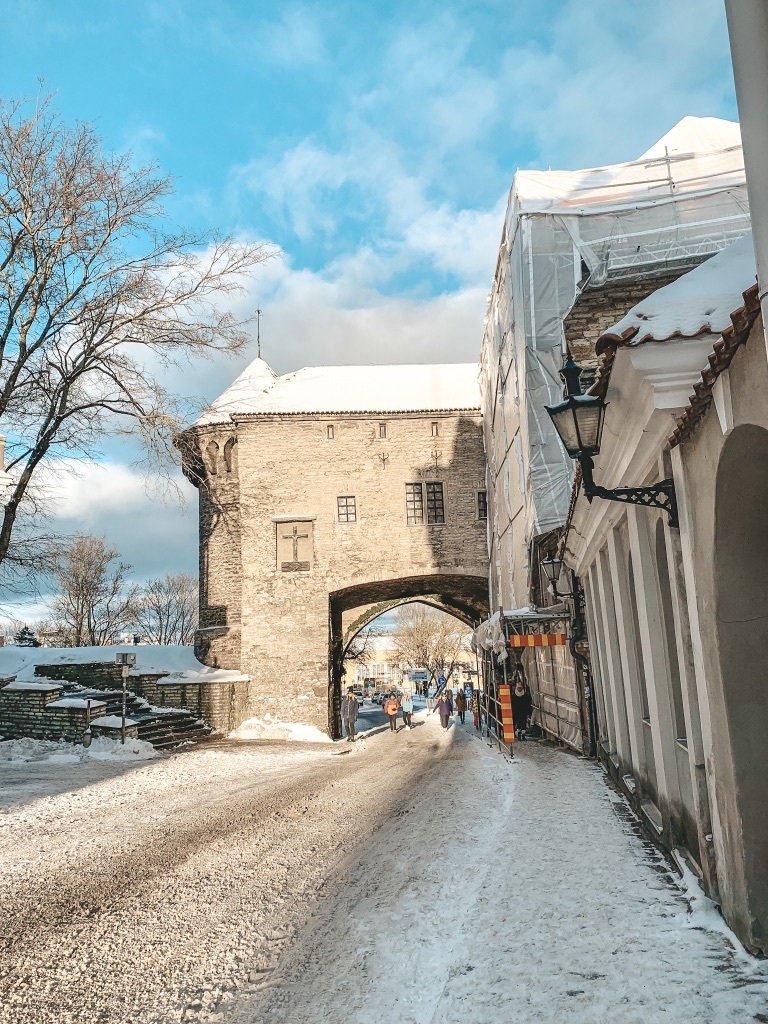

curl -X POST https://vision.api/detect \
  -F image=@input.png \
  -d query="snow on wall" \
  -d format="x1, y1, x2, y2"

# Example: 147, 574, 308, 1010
196, 362, 481, 426
0, 645, 248, 686
599, 232, 757, 348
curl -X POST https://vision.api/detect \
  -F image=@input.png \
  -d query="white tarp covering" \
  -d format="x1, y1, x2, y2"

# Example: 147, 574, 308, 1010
480, 116, 750, 609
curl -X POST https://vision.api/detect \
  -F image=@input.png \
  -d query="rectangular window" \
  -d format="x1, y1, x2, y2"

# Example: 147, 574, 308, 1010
477, 490, 488, 520
327, 424, 334, 439
337, 495, 357, 523
426, 482, 445, 524
431, 421, 439, 437
405, 483, 424, 525
379, 422, 387, 438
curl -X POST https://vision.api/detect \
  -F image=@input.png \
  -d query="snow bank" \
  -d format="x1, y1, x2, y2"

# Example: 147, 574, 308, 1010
0, 736, 157, 763
230, 716, 332, 744
0, 644, 248, 686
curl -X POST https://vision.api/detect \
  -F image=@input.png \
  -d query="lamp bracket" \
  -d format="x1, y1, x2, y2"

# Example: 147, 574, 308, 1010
580, 457, 678, 528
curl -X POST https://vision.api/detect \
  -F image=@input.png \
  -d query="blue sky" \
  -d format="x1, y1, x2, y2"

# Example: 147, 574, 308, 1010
0, 0, 739, 614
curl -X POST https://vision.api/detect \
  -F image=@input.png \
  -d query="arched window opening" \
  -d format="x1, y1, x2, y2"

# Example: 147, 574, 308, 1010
223, 437, 237, 474
205, 439, 219, 476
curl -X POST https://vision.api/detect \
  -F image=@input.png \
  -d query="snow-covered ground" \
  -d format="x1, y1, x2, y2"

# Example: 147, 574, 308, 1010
1, 709, 766, 1024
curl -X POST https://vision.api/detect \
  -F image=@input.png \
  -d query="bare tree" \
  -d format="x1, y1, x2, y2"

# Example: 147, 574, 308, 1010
0, 94, 275, 577
390, 603, 470, 689
342, 622, 386, 679
134, 572, 197, 645
50, 534, 136, 646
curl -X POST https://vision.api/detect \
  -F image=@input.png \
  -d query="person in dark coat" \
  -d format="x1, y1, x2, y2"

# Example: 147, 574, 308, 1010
341, 688, 359, 742
455, 690, 467, 724
512, 681, 533, 740
435, 694, 452, 730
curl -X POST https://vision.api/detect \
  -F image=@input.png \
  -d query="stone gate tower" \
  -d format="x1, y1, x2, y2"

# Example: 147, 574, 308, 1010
178, 357, 489, 736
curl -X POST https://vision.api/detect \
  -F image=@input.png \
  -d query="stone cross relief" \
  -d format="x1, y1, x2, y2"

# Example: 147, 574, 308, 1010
279, 522, 312, 572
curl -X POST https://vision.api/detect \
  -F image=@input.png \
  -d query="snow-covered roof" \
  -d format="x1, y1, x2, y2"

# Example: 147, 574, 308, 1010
598, 233, 757, 350
196, 362, 480, 425
512, 117, 743, 215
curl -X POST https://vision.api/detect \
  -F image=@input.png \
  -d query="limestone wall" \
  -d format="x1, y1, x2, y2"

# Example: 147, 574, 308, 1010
191, 409, 489, 729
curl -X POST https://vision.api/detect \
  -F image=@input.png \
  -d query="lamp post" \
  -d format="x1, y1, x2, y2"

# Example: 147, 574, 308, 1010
545, 353, 678, 527
114, 652, 137, 744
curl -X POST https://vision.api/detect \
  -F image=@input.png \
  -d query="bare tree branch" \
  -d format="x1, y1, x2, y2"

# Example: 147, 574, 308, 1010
49, 533, 136, 646
390, 604, 470, 689
0, 95, 277, 576
133, 572, 197, 645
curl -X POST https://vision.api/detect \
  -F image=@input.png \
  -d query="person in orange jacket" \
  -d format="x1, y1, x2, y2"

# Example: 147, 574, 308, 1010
383, 692, 400, 732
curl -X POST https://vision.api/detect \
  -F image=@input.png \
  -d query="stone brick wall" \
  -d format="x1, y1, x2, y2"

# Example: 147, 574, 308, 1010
37, 662, 252, 733
184, 408, 489, 730
196, 428, 242, 671
0, 684, 107, 743
564, 272, 684, 368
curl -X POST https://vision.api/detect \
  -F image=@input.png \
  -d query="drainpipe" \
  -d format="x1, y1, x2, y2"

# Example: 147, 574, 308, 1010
568, 576, 598, 758
724, 0, 768, 355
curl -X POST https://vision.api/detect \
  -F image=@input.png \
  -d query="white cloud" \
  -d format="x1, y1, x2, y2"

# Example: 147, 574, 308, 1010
259, 7, 327, 67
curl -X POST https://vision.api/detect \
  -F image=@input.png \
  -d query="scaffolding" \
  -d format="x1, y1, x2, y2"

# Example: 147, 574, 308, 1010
473, 608, 575, 754
480, 117, 751, 588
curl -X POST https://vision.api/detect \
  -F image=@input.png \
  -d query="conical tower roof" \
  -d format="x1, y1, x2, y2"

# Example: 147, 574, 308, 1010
196, 356, 278, 425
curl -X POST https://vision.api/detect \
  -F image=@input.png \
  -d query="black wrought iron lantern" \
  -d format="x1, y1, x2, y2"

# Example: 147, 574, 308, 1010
540, 554, 564, 589
545, 354, 606, 459
540, 553, 577, 602
545, 352, 678, 528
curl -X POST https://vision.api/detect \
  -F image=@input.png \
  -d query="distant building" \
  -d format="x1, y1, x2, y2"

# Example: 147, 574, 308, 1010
178, 360, 489, 736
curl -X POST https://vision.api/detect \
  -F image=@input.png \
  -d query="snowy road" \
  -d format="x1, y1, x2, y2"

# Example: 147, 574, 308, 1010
1, 711, 767, 1024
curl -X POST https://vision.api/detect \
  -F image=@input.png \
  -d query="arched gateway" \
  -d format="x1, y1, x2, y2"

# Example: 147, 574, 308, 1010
178, 357, 489, 736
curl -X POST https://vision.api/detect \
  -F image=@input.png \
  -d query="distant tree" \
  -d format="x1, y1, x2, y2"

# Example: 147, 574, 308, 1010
13, 623, 39, 647
390, 604, 470, 690
344, 623, 385, 664
0, 94, 275, 581
133, 572, 197, 645
50, 534, 136, 646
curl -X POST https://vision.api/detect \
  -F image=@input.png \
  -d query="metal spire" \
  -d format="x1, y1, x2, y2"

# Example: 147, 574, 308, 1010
256, 308, 263, 358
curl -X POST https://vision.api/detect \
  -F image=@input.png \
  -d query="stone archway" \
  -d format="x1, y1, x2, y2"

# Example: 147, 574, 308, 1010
328, 574, 488, 737
715, 423, 768, 954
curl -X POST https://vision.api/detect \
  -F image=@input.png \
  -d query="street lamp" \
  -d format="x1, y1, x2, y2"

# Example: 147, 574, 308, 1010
540, 554, 576, 602
545, 353, 678, 527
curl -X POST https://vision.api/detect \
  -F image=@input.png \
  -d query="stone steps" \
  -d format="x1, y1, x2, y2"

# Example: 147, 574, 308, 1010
0, 678, 213, 750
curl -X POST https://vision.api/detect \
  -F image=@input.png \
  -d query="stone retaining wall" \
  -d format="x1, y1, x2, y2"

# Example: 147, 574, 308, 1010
0, 684, 108, 743
34, 663, 252, 733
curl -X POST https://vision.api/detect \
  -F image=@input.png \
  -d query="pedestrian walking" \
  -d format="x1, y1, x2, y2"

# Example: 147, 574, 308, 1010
512, 680, 533, 740
455, 690, 467, 724
384, 692, 400, 732
341, 687, 359, 742
401, 692, 414, 729
469, 693, 480, 730
435, 694, 451, 730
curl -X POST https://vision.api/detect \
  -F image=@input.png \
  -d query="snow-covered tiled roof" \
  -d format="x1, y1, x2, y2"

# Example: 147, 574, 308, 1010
597, 233, 756, 351
196, 362, 481, 425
